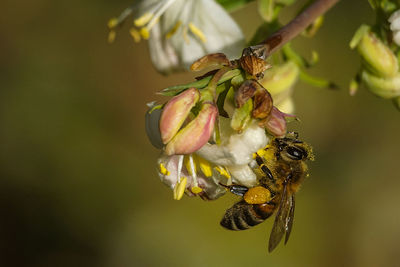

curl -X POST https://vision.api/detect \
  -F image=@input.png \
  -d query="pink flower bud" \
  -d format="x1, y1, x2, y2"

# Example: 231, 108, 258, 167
159, 88, 200, 144
165, 103, 218, 155
261, 107, 294, 137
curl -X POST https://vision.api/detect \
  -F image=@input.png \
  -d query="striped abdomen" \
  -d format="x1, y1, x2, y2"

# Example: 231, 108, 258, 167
220, 200, 276, 230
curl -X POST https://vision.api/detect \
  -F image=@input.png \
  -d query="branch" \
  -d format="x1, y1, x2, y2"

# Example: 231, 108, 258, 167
248, 0, 340, 60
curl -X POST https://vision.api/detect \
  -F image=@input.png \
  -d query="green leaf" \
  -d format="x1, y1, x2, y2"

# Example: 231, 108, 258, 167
216, 0, 255, 11
231, 99, 253, 132
159, 69, 242, 96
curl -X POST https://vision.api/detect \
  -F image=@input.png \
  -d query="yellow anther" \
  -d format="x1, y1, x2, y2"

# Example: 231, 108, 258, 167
173, 177, 187, 200
165, 20, 182, 39
191, 186, 203, 194
108, 30, 117, 43
188, 22, 207, 43
197, 156, 212, 177
134, 12, 154, 27
140, 27, 150, 40
159, 163, 170, 176
107, 18, 119, 29
129, 28, 141, 43
215, 166, 231, 179
184, 155, 197, 176
182, 26, 190, 44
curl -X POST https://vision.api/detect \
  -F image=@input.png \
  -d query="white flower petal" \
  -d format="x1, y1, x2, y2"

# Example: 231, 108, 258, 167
196, 119, 269, 166
389, 10, 400, 23
228, 164, 258, 188
390, 17, 400, 31
148, 0, 245, 73
394, 31, 400, 46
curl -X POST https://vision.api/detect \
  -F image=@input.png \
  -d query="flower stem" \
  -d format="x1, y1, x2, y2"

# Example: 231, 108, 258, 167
250, 0, 340, 59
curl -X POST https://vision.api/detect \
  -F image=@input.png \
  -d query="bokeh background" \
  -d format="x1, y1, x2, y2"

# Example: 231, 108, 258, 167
1, 1, 400, 266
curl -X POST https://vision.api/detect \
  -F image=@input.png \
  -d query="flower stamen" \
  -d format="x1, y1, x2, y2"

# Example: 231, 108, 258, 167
173, 176, 187, 200
215, 166, 231, 179
188, 22, 207, 43
166, 20, 183, 39
129, 28, 141, 43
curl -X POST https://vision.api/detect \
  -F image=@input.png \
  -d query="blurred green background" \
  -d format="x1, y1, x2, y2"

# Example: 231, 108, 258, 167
1, 1, 400, 266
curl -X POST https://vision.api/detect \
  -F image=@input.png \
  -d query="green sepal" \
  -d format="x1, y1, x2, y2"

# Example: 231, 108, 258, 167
216, 83, 232, 118
349, 24, 370, 49
231, 99, 253, 132
159, 69, 242, 96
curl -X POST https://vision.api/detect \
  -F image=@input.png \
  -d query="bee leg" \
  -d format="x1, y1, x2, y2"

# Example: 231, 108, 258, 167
255, 154, 274, 182
219, 183, 248, 196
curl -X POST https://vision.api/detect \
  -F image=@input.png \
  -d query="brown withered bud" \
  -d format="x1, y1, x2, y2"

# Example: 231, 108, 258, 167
235, 80, 258, 108
190, 53, 231, 71
239, 45, 269, 78
252, 86, 273, 119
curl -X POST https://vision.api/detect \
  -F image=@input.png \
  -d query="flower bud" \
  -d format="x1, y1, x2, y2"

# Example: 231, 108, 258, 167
357, 31, 398, 78
261, 107, 293, 137
160, 88, 200, 144
231, 99, 253, 132
361, 71, 400, 99
165, 103, 218, 155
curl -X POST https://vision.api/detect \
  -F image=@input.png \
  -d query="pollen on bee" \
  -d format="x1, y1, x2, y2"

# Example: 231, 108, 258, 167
188, 22, 207, 43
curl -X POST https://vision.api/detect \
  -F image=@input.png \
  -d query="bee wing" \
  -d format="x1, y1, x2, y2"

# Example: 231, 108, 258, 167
268, 184, 293, 252
284, 194, 295, 244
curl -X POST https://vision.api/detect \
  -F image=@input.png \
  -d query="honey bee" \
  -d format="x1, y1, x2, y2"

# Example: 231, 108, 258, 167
220, 133, 314, 252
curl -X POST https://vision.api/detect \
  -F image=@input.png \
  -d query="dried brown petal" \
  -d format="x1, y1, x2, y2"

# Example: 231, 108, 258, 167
252, 86, 273, 119
190, 53, 230, 71
235, 80, 258, 108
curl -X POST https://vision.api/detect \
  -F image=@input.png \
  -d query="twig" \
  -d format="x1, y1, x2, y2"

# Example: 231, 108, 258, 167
248, 0, 340, 60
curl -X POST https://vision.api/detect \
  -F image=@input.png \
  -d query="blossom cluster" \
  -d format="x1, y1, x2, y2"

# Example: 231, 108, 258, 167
145, 52, 298, 200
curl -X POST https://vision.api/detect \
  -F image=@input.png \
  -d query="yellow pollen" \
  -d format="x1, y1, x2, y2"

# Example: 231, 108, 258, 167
140, 27, 150, 40
129, 28, 141, 43
188, 22, 207, 43
173, 177, 187, 200
182, 26, 190, 44
215, 166, 231, 179
165, 20, 182, 39
108, 30, 117, 43
134, 12, 154, 27
108, 18, 119, 29
191, 186, 203, 194
197, 156, 212, 177
159, 163, 170, 176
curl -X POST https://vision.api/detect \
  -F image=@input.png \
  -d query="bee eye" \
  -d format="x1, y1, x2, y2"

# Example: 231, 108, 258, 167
286, 146, 306, 160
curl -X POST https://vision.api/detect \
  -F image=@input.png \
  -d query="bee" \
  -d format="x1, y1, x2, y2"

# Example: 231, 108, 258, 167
220, 134, 314, 252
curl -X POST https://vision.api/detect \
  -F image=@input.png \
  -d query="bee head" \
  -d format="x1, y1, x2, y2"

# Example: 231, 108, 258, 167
275, 136, 314, 162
